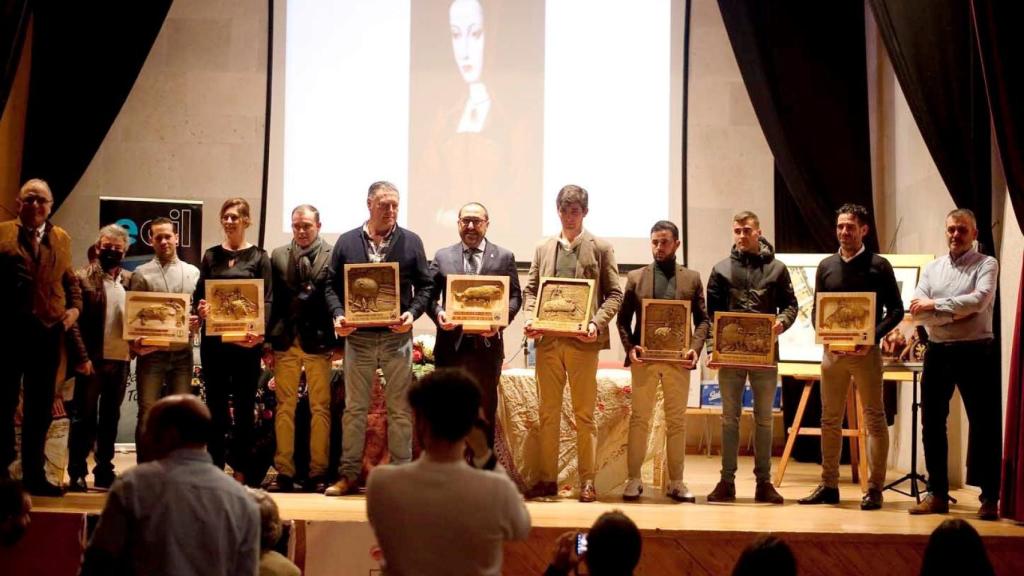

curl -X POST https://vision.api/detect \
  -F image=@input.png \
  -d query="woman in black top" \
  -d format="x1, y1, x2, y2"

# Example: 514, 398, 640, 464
196, 197, 272, 484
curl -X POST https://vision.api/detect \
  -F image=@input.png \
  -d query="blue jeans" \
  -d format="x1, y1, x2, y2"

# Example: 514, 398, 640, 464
717, 367, 778, 483
135, 348, 193, 461
338, 330, 413, 480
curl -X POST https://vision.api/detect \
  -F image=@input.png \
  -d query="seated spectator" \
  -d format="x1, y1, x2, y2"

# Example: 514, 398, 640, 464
81, 394, 260, 576
920, 518, 995, 576
545, 510, 642, 576
0, 479, 31, 547
366, 368, 530, 576
732, 534, 796, 576
248, 488, 300, 576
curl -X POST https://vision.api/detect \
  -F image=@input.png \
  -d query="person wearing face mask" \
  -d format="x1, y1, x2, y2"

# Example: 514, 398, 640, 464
0, 179, 82, 496
65, 225, 133, 492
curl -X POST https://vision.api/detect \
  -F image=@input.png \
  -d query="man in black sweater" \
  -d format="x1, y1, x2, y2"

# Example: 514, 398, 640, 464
798, 204, 903, 511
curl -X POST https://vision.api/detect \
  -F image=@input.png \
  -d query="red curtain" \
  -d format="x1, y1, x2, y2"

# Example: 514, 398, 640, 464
1000, 260, 1024, 520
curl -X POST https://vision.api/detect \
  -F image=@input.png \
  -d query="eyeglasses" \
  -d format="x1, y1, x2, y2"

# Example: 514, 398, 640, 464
459, 217, 488, 227
20, 196, 52, 206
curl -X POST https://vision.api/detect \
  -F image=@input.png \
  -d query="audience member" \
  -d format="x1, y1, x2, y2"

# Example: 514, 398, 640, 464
919, 518, 995, 576
732, 534, 797, 576
248, 488, 300, 576
545, 510, 642, 576
366, 368, 530, 575
0, 478, 31, 546
81, 394, 260, 576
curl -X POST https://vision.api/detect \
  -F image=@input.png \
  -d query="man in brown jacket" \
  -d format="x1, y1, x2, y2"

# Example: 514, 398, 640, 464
616, 220, 708, 503
0, 179, 82, 496
522, 185, 622, 502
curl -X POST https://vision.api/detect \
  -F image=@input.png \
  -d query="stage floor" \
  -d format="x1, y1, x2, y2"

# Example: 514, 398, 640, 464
36, 453, 1024, 537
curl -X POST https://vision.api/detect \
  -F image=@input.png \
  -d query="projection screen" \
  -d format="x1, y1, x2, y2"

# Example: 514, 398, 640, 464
265, 0, 688, 266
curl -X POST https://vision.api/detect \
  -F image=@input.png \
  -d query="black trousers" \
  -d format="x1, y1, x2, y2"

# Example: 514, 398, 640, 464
68, 359, 128, 480
921, 339, 1003, 501
200, 338, 262, 474
0, 319, 62, 483
435, 334, 502, 447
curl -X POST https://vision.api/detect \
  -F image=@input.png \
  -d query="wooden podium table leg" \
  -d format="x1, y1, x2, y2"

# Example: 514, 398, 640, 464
774, 380, 814, 487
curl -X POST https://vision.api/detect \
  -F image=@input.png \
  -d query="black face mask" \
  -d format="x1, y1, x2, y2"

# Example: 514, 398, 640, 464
98, 248, 124, 271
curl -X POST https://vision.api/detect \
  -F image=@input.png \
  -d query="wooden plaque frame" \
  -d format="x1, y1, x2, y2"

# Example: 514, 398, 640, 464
444, 274, 510, 332
205, 279, 265, 339
124, 291, 192, 346
343, 262, 402, 327
531, 277, 595, 336
710, 311, 776, 369
815, 291, 876, 350
639, 299, 692, 363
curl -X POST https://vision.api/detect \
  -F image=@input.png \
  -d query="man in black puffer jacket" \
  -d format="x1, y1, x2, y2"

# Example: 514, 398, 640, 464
705, 211, 797, 505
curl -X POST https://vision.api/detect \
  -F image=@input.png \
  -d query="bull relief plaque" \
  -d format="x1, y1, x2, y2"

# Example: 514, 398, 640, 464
204, 279, 265, 340
710, 312, 776, 369
124, 291, 192, 346
815, 291, 876, 351
531, 277, 595, 336
639, 299, 692, 363
344, 262, 401, 327
444, 274, 510, 332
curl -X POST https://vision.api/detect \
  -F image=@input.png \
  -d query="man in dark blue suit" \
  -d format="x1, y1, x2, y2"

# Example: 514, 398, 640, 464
427, 202, 522, 454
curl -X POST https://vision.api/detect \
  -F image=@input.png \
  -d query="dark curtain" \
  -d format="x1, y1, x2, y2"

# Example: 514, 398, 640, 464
1, 0, 30, 117
971, 0, 1024, 235
868, 0, 992, 252
19, 1, 173, 210
716, 0, 877, 254
1002, 262, 1024, 521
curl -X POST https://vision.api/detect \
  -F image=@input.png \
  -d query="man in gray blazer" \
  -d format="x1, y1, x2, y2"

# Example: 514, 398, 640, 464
522, 185, 622, 502
264, 205, 337, 493
428, 202, 522, 455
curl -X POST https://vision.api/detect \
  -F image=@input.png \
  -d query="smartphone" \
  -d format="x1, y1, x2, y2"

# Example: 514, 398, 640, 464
575, 532, 588, 556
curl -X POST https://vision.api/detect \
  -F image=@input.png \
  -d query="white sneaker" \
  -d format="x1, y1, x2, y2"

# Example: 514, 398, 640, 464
623, 478, 643, 501
666, 480, 696, 503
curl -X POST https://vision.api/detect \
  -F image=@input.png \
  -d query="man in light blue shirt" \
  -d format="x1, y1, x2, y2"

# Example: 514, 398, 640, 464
81, 395, 260, 575
908, 208, 1001, 520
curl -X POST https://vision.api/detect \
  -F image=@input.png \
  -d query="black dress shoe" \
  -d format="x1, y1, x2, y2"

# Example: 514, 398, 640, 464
93, 474, 116, 490
267, 475, 294, 493
860, 488, 883, 510
798, 484, 839, 505
26, 479, 65, 497
68, 477, 89, 493
304, 476, 328, 494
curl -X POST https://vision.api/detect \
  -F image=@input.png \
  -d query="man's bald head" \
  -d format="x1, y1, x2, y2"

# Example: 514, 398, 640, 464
143, 394, 212, 457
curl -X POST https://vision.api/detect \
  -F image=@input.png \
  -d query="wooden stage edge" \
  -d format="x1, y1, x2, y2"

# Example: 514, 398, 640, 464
32, 457, 1024, 575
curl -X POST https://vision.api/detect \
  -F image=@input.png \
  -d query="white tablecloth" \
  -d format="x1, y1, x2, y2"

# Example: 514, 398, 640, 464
495, 368, 666, 496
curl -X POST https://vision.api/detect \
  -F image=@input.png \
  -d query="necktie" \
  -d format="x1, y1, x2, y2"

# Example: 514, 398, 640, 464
465, 248, 480, 275
28, 229, 40, 260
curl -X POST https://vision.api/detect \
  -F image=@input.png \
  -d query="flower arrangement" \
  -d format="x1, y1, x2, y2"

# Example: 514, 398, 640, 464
412, 333, 436, 379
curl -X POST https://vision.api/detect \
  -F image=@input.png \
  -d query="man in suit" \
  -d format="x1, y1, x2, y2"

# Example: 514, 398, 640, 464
0, 179, 82, 496
522, 185, 622, 502
265, 205, 337, 493
324, 182, 433, 496
427, 202, 522, 455
616, 220, 708, 503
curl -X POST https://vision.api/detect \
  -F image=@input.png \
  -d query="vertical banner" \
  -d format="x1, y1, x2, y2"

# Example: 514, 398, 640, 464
99, 197, 203, 444
98, 197, 203, 270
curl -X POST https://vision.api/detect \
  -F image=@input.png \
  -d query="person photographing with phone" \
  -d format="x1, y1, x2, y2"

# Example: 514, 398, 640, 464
544, 510, 642, 576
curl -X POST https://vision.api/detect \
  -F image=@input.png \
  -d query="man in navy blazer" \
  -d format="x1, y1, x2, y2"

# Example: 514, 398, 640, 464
427, 202, 522, 453
323, 181, 433, 496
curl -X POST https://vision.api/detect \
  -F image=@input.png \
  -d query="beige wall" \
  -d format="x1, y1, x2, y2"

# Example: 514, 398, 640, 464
52, 0, 268, 262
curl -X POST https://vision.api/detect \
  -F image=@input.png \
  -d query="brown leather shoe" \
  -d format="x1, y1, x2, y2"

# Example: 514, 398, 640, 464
525, 481, 558, 499
707, 480, 736, 503
324, 477, 358, 497
754, 481, 784, 504
579, 480, 597, 503
978, 499, 999, 521
908, 493, 949, 515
